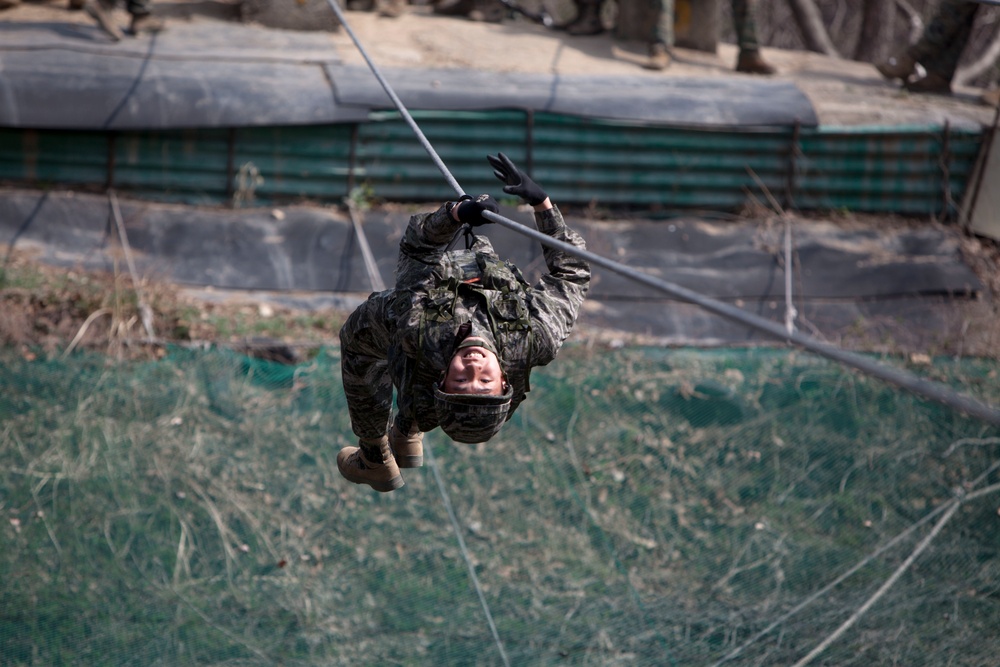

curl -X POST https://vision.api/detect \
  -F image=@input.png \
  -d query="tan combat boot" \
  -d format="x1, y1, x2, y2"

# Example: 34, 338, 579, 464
389, 421, 424, 468
736, 49, 776, 75
875, 52, 916, 81
85, 0, 123, 41
377, 0, 405, 18
643, 42, 670, 71
129, 12, 165, 35
905, 72, 951, 95
468, 0, 504, 22
337, 436, 404, 492
433, 0, 473, 16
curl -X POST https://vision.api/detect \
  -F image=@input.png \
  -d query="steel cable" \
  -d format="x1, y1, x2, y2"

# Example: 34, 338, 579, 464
324, 0, 1000, 428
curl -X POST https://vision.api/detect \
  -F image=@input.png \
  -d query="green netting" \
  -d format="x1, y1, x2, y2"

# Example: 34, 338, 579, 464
1, 344, 998, 666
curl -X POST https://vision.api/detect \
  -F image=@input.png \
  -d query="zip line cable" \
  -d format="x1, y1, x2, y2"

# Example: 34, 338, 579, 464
478, 212, 1000, 427
323, 0, 462, 196
324, 0, 1000, 428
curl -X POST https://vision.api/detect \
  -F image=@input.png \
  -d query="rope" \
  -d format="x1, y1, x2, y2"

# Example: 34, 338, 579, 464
109, 190, 156, 340
345, 198, 386, 291
323, 0, 463, 197
424, 436, 511, 667
711, 465, 1000, 666
482, 211, 1000, 427
792, 498, 961, 667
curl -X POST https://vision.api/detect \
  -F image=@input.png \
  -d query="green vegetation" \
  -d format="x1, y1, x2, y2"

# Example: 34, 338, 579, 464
1, 345, 998, 665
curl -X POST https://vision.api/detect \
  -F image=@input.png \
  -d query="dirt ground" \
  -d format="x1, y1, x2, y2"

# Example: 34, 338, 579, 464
6, 0, 999, 129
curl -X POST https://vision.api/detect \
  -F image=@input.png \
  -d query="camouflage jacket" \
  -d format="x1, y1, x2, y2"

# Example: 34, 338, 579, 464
339, 202, 591, 440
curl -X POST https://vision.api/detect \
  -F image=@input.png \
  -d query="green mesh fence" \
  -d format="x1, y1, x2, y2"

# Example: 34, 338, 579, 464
1, 344, 998, 666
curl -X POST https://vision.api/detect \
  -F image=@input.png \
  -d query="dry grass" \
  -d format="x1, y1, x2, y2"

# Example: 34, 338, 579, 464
0, 244, 349, 362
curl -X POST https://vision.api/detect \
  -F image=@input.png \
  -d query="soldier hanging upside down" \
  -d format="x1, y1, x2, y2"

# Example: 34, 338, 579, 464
337, 153, 591, 492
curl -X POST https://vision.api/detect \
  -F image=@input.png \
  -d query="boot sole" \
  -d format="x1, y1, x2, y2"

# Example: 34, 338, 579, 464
339, 468, 405, 492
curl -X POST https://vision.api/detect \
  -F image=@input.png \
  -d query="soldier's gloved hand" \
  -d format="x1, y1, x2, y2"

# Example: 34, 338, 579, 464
488, 152, 548, 206
456, 193, 499, 227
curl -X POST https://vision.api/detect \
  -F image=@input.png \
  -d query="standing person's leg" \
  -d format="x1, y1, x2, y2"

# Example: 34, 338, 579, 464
125, 0, 165, 34
877, 0, 978, 91
565, 0, 605, 35
731, 0, 775, 74
85, 0, 124, 41
644, 0, 673, 70
906, 0, 978, 92
376, 0, 406, 18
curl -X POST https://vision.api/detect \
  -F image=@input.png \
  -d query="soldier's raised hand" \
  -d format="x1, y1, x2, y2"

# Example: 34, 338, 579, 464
488, 153, 548, 206
455, 193, 499, 227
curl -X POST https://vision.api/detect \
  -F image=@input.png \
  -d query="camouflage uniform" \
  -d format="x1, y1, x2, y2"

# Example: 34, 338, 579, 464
340, 202, 590, 457
652, 0, 763, 50
908, 0, 979, 80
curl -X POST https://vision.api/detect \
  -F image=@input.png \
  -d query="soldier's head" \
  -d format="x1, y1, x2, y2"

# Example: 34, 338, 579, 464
435, 338, 512, 443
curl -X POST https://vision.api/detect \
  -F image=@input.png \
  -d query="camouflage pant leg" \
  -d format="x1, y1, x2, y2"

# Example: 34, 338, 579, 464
730, 0, 760, 52
339, 290, 396, 450
125, 0, 152, 15
909, 0, 979, 79
651, 0, 674, 46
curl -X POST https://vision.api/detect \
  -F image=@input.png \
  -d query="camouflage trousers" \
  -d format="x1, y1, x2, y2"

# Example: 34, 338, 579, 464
339, 289, 396, 456
652, 0, 762, 50
908, 0, 979, 80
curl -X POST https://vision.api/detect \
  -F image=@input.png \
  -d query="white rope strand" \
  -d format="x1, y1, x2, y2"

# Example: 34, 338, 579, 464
791, 499, 961, 667
424, 437, 512, 667
783, 217, 797, 335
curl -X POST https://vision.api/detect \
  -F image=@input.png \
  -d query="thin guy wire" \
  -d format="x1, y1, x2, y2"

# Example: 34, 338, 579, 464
528, 406, 678, 665
791, 499, 961, 667
424, 437, 511, 667
325, 6, 509, 663
713, 475, 1000, 666
783, 217, 797, 335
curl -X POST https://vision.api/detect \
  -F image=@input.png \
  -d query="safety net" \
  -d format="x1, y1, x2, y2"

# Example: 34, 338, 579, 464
1, 342, 998, 666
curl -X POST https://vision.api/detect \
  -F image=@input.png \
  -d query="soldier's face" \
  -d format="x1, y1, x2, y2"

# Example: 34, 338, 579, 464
443, 341, 505, 395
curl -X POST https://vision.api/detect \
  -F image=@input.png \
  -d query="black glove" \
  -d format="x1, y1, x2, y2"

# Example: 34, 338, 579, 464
487, 152, 548, 206
455, 193, 499, 227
